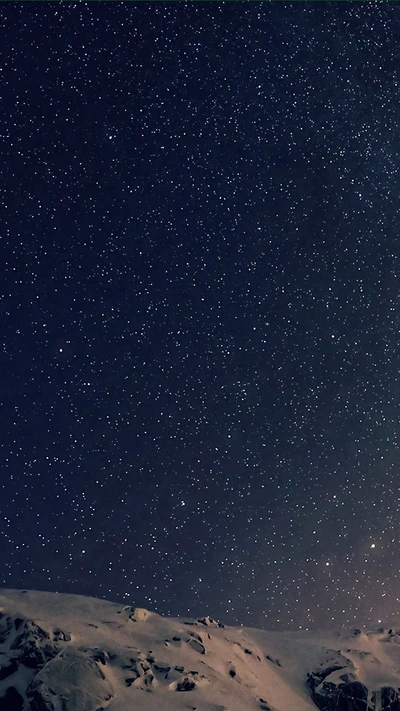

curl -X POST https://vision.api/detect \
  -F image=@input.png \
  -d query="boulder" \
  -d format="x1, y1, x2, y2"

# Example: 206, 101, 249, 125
26, 648, 114, 711
0, 686, 24, 711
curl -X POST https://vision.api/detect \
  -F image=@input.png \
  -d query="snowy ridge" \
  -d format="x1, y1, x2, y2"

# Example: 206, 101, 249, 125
0, 589, 400, 711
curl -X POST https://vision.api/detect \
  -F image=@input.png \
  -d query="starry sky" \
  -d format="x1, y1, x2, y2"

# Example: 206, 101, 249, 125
2, 1, 400, 631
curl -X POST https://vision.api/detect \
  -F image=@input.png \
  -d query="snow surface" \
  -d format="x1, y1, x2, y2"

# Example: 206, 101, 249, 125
0, 588, 399, 711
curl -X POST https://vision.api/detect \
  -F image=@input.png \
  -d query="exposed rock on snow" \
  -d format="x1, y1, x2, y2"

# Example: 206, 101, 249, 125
26, 648, 114, 711
306, 643, 400, 711
0, 685, 24, 711
0, 589, 400, 710
10, 619, 59, 670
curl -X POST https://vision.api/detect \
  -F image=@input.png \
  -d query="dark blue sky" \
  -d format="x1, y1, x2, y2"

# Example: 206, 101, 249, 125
2, 1, 400, 630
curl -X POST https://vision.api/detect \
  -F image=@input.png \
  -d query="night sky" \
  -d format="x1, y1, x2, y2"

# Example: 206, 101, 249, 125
2, 1, 400, 631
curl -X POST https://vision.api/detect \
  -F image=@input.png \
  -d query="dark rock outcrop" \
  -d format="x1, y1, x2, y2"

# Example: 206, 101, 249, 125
186, 631, 205, 654
53, 627, 71, 642
187, 637, 205, 654
176, 676, 196, 691
0, 657, 18, 680
378, 687, 400, 711
0, 686, 24, 711
0, 613, 14, 643
308, 672, 400, 711
315, 680, 368, 711
10, 618, 59, 669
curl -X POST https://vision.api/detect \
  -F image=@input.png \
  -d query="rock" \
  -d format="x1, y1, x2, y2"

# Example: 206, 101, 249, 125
25, 682, 56, 711
153, 662, 171, 673
10, 618, 58, 669
197, 616, 221, 627
312, 679, 368, 711
309, 674, 400, 711
339, 673, 356, 683
85, 648, 109, 665
307, 645, 400, 711
0, 686, 24, 711
143, 671, 154, 687
26, 648, 114, 711
53, 627, 71, 642
128, 608, 152, 623
0, 613, 13, 643
0, 657, 18, 680
378, 687, 400, 711
307, 650, 353, 693
125, 677, 137, 687
176, 676, 196, 691
187, 637, 205, 654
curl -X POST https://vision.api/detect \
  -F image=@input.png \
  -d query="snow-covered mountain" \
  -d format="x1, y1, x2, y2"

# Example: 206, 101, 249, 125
0, 589, 400, 711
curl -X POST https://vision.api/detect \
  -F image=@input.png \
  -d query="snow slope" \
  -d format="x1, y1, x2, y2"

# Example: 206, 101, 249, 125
0, 589, 399, 711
